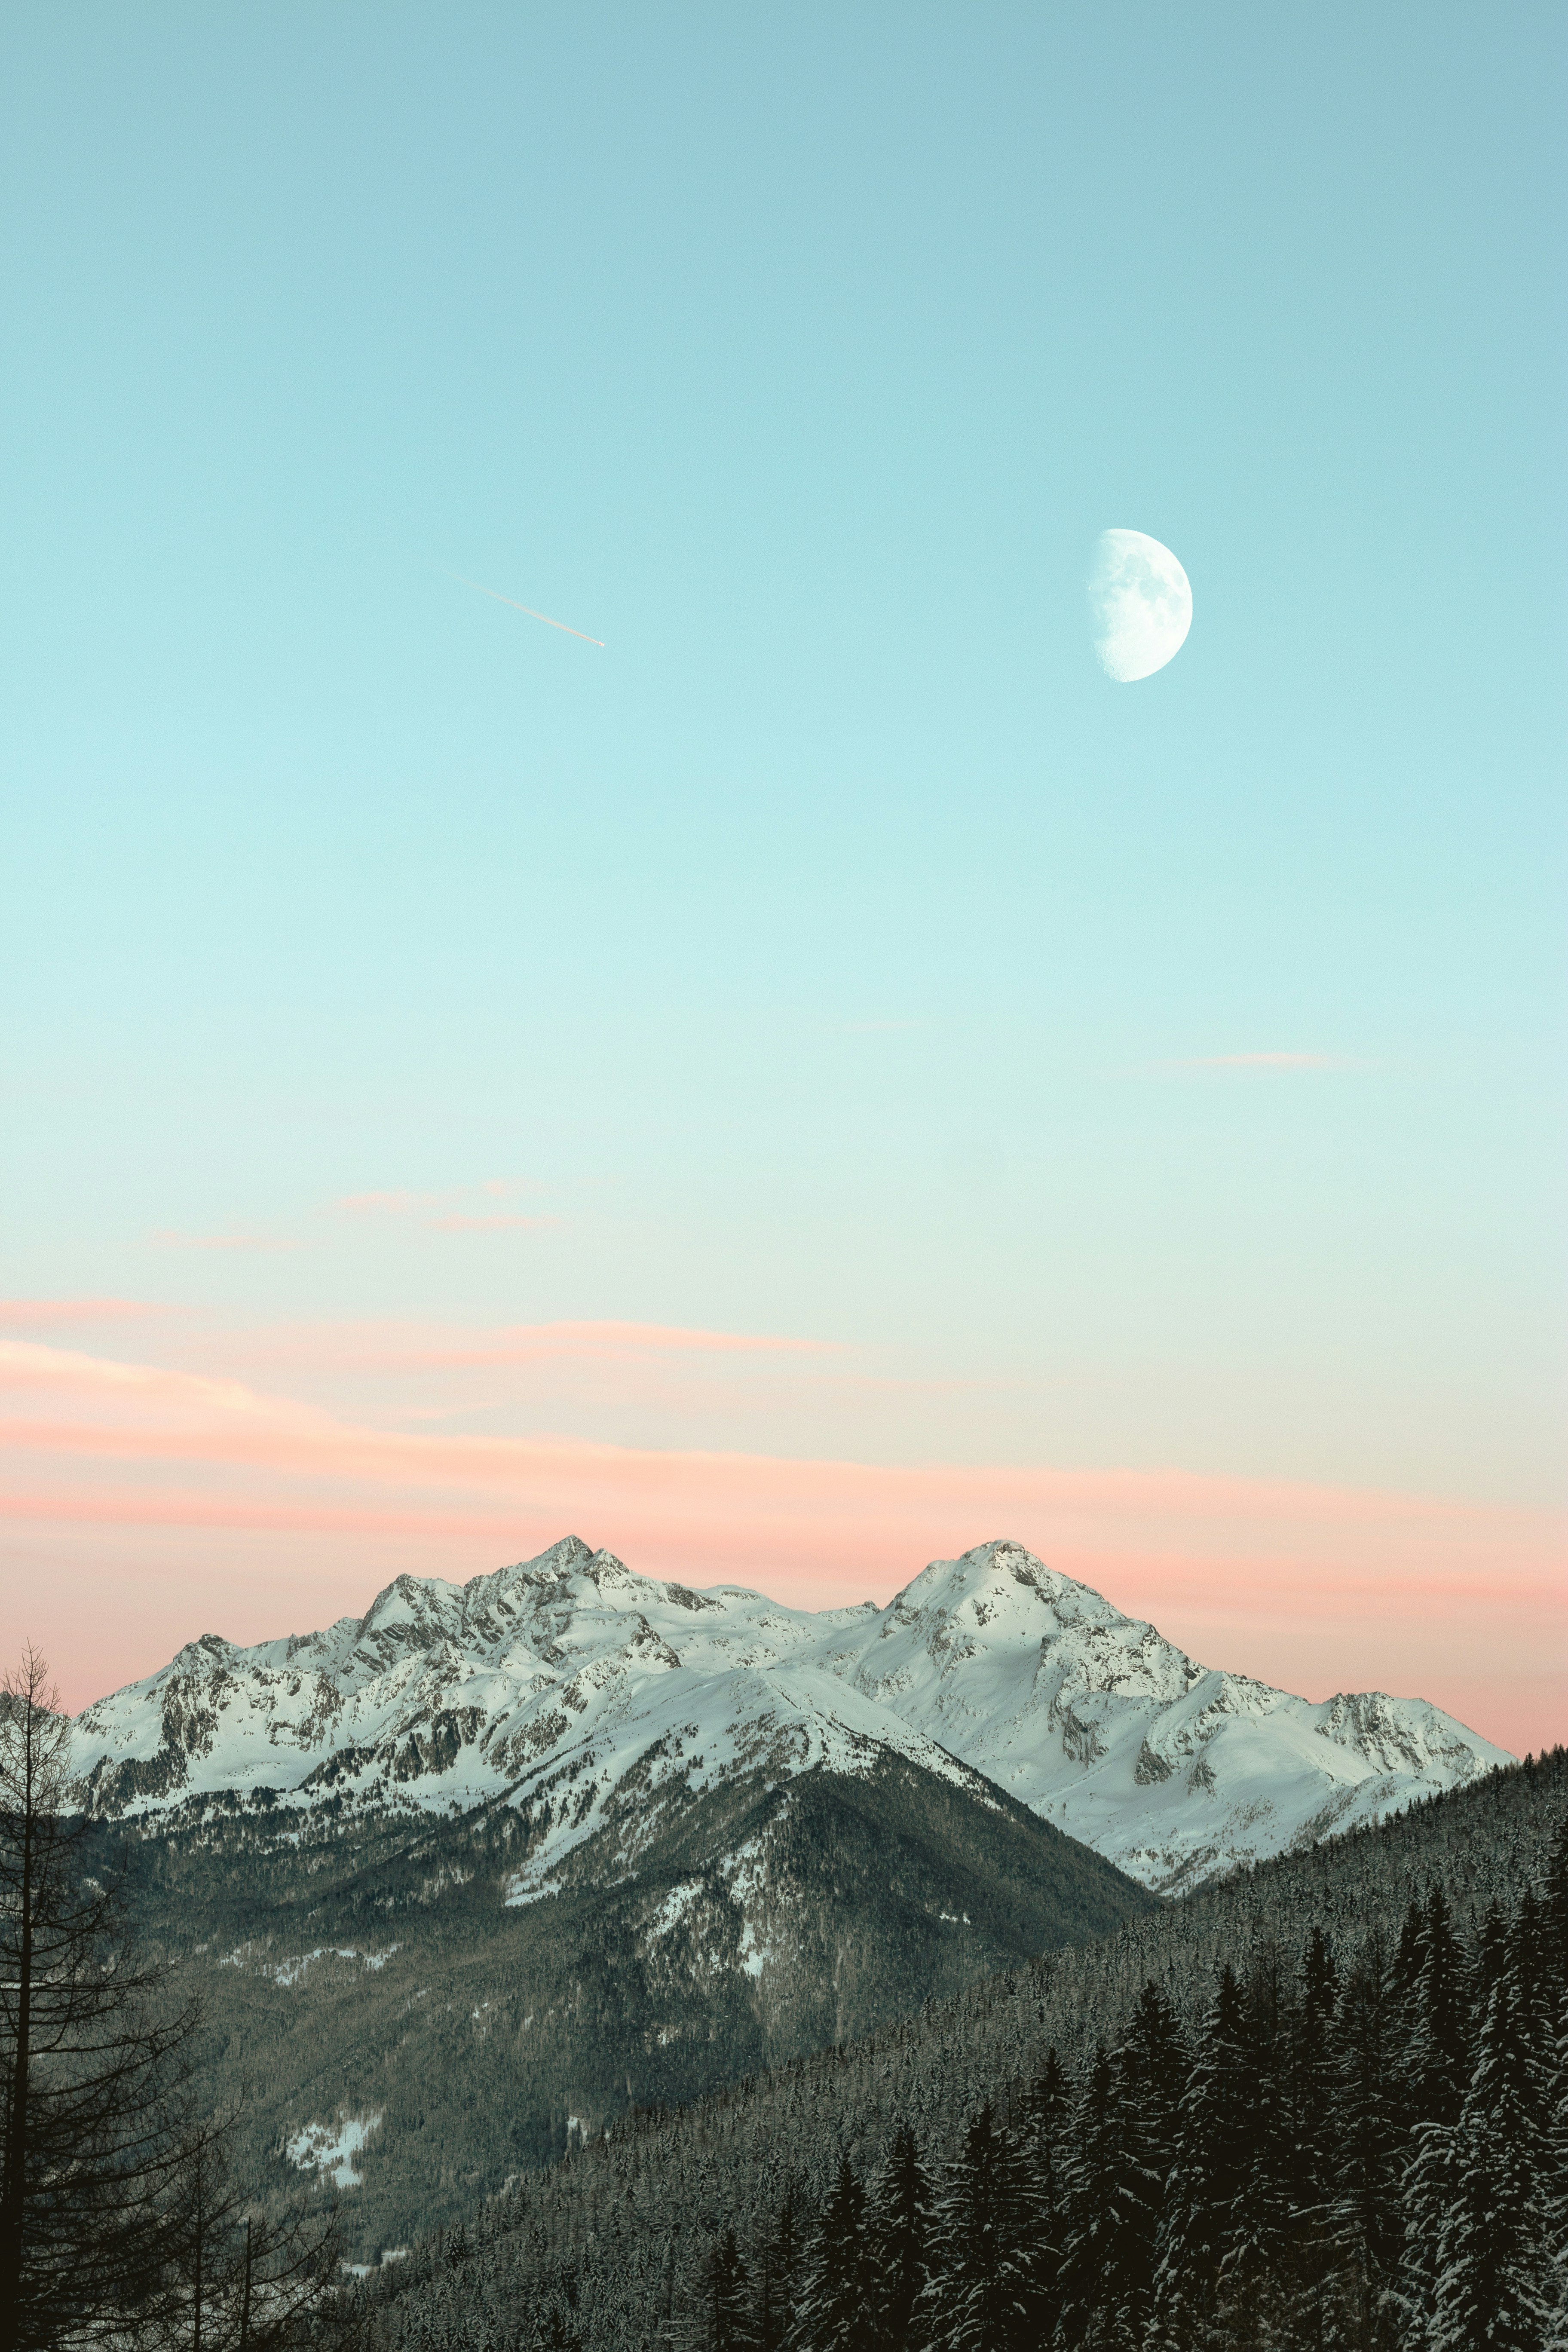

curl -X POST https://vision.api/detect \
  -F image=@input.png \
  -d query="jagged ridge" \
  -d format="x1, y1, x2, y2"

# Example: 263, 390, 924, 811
72, 1535, 1510, 1893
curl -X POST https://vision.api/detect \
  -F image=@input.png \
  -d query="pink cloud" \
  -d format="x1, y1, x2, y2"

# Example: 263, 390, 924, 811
0, 1299, 161, 1328
160, 1314, 838, 1386
379, 1320, 838, 1366
0, 1336, 1561, 1752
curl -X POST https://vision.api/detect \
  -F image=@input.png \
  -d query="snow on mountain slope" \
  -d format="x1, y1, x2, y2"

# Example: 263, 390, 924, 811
809, 1539, 1509, 1888
71, 1535, 1510, 1892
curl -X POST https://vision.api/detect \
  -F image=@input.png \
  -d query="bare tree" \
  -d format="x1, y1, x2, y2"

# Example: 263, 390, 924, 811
143, 2113, 347, 2352
0, 1645, 199, 2350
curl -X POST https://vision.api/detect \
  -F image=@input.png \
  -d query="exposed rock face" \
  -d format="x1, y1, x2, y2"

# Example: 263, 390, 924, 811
71, 1534, 1510, 1893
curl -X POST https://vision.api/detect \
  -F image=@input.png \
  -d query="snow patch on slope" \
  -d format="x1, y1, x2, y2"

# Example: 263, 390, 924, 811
287, 2111, 383, 2191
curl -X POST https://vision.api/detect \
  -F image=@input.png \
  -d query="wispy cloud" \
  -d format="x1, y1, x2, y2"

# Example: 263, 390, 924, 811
2, 1335, 1560, 1750
149, 1231, 298, 1253
377, 1320, 839, 1366
337, 1191, 433, 1218
336, 1182, 557, 1236
1155, 1051, 1360, 1072
427, 1213, 561, 1234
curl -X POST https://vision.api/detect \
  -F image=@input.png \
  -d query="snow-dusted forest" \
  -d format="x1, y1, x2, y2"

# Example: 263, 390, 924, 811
344, 1748, 1568, 2351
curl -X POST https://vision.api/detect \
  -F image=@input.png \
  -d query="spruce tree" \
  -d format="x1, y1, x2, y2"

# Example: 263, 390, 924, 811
1060, 1994, 1182, 2352
755, 2178, 806, 2352
792, 2154, 874, 2352
1056, 2045, 1127, 2346
1409, 1888, 1469, 2128
1153, 1964, 1251, 2348
1017, 2047, 1071, 2346
1542, 1982, 1567, 2352
1541, 1812, 1568, 2015
1431, 1962, 1553, 2352
1327, 1931, 1406, 2348
692, 2226, 754, 2352
920, 2101, 1035, 2352
868, 2121, 932, 2352
1400, 1907, 1470, 2352
1225, 1944, 1296, 2294
1393, 1900, 1426, 2007
1285, 1922, 1341, 2316
1472, 1901, 1512, 2022
1121, 1981, 1186, 2240
1054, 1996, 1184, 2352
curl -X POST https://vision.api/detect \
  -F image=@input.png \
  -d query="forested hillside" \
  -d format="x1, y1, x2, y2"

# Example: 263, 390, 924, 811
110, 1747, 1150, 2257
342, 1746, 1568, 2350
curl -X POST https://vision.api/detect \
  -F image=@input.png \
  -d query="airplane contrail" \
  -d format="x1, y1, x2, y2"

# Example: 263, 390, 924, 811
446, 570, 605, 646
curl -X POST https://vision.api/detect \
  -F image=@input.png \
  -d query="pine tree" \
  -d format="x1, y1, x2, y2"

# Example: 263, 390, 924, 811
1542, 1982, 1567, 2352
1055, 1997, 1184, 2352
1471, 1901, 1512, 2023
1056, 2045, 1127, 2346
792, 2154, 874, 2352
1409, 1888, 1469, 2128
1431, 1961, 1553, 2352
867, 2121, 932, 2352
1283, 1922, 1341, 2325
692, 2227, 754, 2352
1394, 1901, 1426, 2007
1017, 2047, 1071, 2346
1327, 1931, 1406, 2349
920, 2101, 1035, 2352
1153, 1964, 1252, 2348
755, 2178, 806, 2352
1227, 1945, 1297, 2288
1541, 1812, 1568, 2015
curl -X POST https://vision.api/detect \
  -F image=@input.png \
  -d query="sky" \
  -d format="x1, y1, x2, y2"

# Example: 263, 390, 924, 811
1, 3, 1563, 1752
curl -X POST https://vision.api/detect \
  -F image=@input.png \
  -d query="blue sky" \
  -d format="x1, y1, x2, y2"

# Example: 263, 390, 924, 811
2, 0, 1563, 1568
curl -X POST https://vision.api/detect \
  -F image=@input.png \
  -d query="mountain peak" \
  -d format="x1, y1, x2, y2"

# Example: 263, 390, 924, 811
889, 1538, 1089, 1631
357, 1573, 457, 1642
169, 1632, 240, 1672
470, 1534, 598, 1594
68, 1535, 1511, 1895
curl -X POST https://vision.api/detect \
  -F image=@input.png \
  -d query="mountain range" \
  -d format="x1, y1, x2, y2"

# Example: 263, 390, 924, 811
67, 1535, 1513, 2257
74, 1534, 1508, 1894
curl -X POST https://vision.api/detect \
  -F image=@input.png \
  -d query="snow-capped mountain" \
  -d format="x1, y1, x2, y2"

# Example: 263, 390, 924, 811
72, 1536, 1510, 1893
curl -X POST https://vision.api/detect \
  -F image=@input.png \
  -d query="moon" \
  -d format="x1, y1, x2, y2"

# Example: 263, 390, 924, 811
1087, 528, 1192, 682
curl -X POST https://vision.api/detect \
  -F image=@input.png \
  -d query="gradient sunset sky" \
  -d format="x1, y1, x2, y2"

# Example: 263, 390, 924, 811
2, 5, 1563, 1752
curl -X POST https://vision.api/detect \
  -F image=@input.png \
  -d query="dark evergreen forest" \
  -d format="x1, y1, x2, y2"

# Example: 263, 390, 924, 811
340, 1748, 1568, 2351
109, 1749, 1150, 2257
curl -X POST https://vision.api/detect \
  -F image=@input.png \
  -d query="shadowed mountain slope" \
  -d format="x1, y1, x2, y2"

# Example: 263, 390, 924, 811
114, 1739, 1152, 2257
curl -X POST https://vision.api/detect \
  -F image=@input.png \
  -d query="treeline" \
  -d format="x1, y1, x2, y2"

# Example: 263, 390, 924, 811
0, 1651, 348, 2352
344, 1750, 1568, 2351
